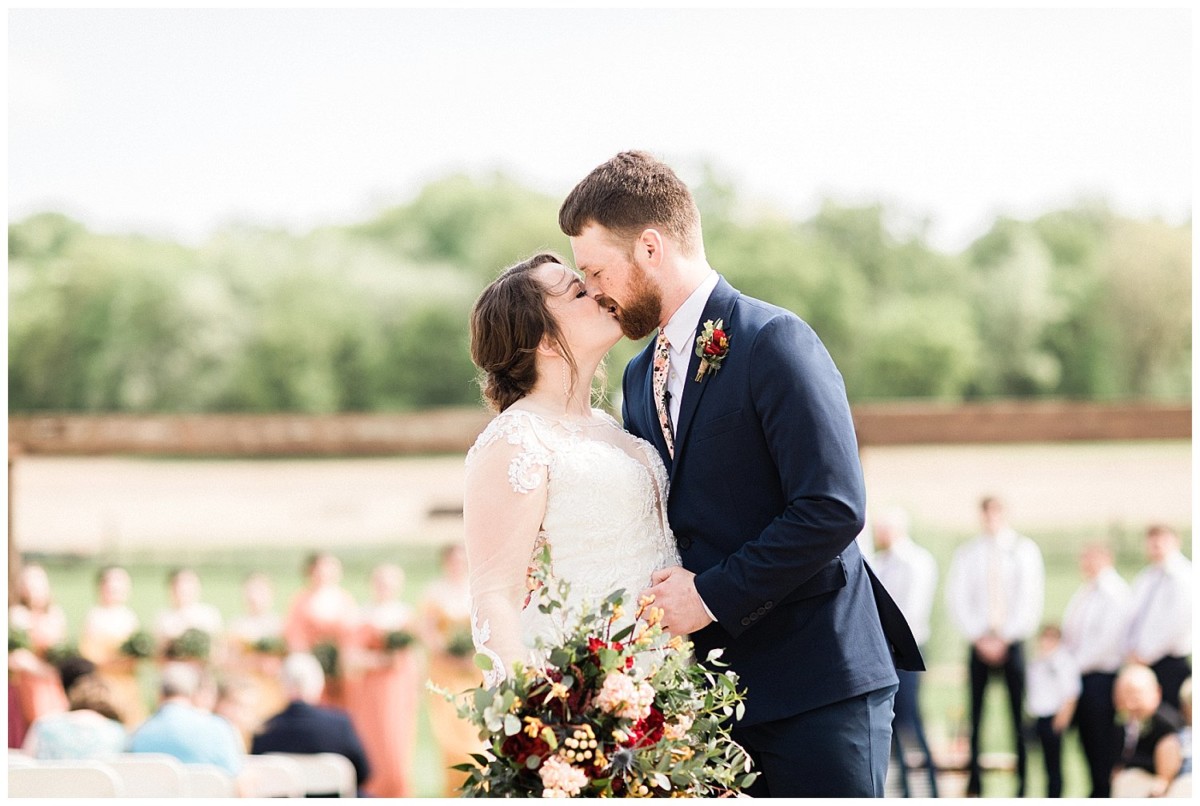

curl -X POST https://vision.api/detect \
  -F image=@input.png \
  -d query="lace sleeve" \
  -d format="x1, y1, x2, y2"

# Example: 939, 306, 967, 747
464, 413, 550, 684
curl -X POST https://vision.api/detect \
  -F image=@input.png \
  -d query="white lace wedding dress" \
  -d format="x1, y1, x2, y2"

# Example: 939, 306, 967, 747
464, 408, 680, 685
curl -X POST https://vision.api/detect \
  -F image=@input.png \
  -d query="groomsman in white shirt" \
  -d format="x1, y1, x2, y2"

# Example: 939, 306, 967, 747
1061, 542, 1130, 797
871, 507, 939, 797
1124, 524, 1192, 710
945, 496, 1044, 798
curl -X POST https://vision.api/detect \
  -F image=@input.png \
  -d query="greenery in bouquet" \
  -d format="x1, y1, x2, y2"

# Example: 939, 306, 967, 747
446, 627, 476, 659
441, 558, 756, 797
164, 628, 212, 661
312, 640, 339, 678
43, 642, 80, 667
384, 629, 416, 651
250, 636, 288, 657
120, 630, 156, 659
8, 627, 31, 653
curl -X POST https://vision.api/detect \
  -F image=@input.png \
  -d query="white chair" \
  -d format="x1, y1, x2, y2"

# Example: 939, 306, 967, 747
267, 752, 357, 797
7, 750, 36, 767
237, 754, 306, 798
8, 761, 126, 797
105, 753, 188, 797
183, 763, 237, 797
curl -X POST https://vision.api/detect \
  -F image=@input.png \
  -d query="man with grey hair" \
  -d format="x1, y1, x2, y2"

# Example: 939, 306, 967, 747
871, 506, 939, 797
129, 661, 243, 775
251, 653, 371, 793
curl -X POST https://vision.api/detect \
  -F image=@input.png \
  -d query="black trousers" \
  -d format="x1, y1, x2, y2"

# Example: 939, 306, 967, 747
967, 642, 1027, 797
1073, 671, 1119, 797
1151, 655, 1191, 711
1035, 716, 1064, 798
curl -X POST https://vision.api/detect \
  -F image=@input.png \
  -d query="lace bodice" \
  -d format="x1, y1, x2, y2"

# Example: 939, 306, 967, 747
464, 407, 679, 684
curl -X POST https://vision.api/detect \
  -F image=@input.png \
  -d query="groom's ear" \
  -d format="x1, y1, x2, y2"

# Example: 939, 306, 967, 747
637, 228, 665, 270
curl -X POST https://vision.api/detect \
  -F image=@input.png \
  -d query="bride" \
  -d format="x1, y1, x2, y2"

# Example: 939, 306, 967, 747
464, 252, 679, 684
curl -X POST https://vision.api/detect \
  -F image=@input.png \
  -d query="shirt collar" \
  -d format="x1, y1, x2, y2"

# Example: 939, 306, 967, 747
982, 526, 1018, 550
663, 271, 720, 355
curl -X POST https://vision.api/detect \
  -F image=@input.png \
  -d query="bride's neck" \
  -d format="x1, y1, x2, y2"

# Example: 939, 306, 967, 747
522, 356, 599, 419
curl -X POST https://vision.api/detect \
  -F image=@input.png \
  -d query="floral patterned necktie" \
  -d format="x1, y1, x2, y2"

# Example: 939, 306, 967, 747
652, 328, 674, 458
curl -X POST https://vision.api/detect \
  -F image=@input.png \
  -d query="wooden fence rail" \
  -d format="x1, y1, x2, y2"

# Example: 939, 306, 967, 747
7, 401, 1190, 457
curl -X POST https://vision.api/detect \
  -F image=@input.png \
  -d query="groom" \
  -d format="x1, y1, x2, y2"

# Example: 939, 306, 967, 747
560, 151, 923, 797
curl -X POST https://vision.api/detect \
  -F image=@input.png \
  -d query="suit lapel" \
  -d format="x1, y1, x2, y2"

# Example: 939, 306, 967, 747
672, 277, 739, 472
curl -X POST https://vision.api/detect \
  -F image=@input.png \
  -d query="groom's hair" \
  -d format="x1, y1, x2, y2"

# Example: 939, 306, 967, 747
559, 151, 702, 256
470, 252, 578, 413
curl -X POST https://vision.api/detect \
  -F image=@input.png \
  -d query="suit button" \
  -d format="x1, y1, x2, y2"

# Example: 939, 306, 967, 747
765, 601, 774, 608
740, 617, 751, 626
756, 606, 767, 616
677, 536, 692, 550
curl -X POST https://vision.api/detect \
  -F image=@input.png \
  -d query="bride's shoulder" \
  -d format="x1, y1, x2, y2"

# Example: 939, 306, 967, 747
466, 408, 547, 464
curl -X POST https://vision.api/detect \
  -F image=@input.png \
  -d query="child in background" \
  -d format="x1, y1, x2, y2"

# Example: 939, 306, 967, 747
1026, 624, 1082, 797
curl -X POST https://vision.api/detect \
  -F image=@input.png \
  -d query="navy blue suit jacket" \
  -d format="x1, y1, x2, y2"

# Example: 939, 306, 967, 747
623, 277, 921, 726
250, 700, 372, 787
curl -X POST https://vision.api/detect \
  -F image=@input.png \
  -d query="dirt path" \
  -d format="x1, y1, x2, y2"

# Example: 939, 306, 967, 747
11, 441, 1190, 555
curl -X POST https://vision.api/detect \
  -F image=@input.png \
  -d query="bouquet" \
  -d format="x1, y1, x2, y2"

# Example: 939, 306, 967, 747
440, 565, 756, 797
249, 635, 288, 657
312, 640, 339, 678
8, 627, 31, 653
120, 630, 156, 659
384, 630, 416, 651
445, 626, 476, 659
164, 628, 211, 661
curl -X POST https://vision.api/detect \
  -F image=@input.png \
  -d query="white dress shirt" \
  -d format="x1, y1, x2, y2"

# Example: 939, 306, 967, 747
945, 527, 1045, 644
869, 536, 938, 647
660, 271, 720, 431
1026, 645, 1082, 718
1062, 566, 1130, 674
153, 602, 224, 642
1123, 550, 1192, 662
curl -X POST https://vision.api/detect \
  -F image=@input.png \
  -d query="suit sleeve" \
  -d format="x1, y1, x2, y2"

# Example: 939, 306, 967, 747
338, 714, 372, 785
693, 315, 866, 638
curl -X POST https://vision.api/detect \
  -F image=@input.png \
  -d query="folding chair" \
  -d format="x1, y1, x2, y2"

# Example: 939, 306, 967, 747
8, 761, 125, 797
107, 753, 188, 797
267, 752, 357, 797
238, 754, 306, 798
183, 763, 237, 797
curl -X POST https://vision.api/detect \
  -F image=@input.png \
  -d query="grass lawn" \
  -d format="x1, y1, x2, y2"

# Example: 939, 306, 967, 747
23, 523, 1189, 798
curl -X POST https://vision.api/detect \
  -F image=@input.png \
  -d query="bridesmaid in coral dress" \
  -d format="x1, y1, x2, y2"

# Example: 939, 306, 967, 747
78, 566, 147, 727
419, 544, 483, 797
342, 563, 421, 798
8, 564, 69, 734
225, 571, 287, 737
283, 553, 357, 709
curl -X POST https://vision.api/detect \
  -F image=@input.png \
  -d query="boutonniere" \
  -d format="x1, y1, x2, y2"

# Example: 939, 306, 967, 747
693, 319, 730, 381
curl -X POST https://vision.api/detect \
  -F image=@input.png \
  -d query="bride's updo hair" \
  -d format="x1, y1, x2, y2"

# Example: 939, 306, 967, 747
470, 252, 578, 412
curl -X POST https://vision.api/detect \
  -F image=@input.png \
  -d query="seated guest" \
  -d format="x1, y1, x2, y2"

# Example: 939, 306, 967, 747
1160, 678, 1191, 797
22, 658, 127, 760
1111, 664, 1183, 797
129, 662, 243, 776
251, 652, 371, 793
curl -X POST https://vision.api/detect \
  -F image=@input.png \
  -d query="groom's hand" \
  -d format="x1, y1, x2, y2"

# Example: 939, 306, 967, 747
643, 566, 713, 636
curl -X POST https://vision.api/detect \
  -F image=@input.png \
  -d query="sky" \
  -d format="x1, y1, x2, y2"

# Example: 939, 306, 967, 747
8, 7, 1192, 253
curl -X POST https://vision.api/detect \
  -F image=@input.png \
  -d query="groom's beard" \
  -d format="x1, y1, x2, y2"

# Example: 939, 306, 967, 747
611, 261, 663, 341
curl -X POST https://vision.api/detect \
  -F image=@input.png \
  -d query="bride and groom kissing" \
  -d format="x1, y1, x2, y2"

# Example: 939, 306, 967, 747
464, 151, 923, 797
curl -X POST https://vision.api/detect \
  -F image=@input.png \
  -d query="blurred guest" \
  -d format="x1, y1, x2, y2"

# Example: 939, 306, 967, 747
8, 564, 70, 733
343, 563, 419, 798
153, 567, 223, 650
870, 507, 938, 797
1026, 624, 1081, 798
1111, 664, 1183, 797
1062, 542, 1130, 797
79, 565, 147, 726
129, 661, 243, 775
1163, 678, 1191, 797
251, 652, 371, 794
225, 572, 287, 727
283, 553, 357, 708
1123, 525, 1192, 710
945, 496, 1045, 797
214, 675, 261, 752
22, 659, 127, 760
420, 543, 482, 797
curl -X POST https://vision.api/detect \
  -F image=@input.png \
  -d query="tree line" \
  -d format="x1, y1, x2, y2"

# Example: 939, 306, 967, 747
8, 172, 1190, 413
